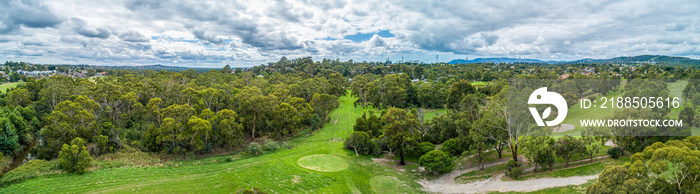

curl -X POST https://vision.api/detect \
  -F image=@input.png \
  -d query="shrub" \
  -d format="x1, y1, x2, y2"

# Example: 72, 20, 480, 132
224, 157, 233, 163
247, 142, 262, 155
58, 137, 93, 174
506, 159, 523, 178
441, 138, 465, 157
607, 147, 622, 159
410, 142, 435, 157
263, 140, 279, 152
419, 150, 452, 175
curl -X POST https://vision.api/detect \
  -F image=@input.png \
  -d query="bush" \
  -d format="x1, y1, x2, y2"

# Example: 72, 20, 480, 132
441, 138, 465, 157
607, 147, 622, 159
419, 150, 452, 175
247, 142, 262, 155
224, 157, 233, 163
410, 142, 435, 157
506, 159, 523, 178
58, 137, 93, 174
262, 140, 279, 152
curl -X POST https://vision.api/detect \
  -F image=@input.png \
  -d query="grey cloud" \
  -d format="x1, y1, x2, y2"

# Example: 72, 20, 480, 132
118, 30, 149, 42
72, 18, 112, 39
191, 28, 223, 44
666, 23, 688, 31
0, 0, 63, 33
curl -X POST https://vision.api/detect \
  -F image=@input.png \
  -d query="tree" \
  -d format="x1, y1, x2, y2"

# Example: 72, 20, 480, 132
0, 119, 20, 155
143, 124, 162, 152
588, 136, 700, 193
561, 93, 578, 108
382, 107, 420, 165
350, 75, 370, 108
419, 150, 452, 175
311, 93, 339, 121
7, 88, 31, 107
185, 116, 212, 152
59, 137, 93, 174
441, 138, 465, 157
344, 131, 379, 156
553, 135, 585, 167
410, 142, 435, 157
215, 109, 243, 148
220, 64, 232, 74
679, 107, 695, 127
234, 87, 267, 140
467, 128, 488, 171
446, 80, 476, 110
40, 97, 99, 157
522, 135, 555, 172
327, 73, 348, 97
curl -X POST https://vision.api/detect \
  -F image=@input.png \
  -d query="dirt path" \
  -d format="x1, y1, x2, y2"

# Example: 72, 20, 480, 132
417, 156, 608, 193
419, 173, 598, 193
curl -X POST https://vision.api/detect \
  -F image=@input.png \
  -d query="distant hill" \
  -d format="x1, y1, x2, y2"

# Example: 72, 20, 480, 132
449, 58, 565, 64
449, 55, 700, 66
98, 64, 222, 73
567, 55, 700, 66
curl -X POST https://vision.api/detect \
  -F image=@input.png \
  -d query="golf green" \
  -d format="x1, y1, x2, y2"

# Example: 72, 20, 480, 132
297, 154, 349, 172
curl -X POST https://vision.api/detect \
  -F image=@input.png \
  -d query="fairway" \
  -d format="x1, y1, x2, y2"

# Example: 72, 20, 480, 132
0, 93, 423, 193
0, 82, 21, 93
297, 154, 349, 172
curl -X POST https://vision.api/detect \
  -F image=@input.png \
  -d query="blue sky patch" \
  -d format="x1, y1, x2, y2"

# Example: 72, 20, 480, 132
343, 30, 394, 43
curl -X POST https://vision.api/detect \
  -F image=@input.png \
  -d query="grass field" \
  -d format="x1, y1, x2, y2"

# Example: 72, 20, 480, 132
0, 82, 22, 94
554, 86, 624, 137
423, 109, 447, 122
0, 93, 424, 193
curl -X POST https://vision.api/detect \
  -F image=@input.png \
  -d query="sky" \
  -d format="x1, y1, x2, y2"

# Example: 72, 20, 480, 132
1, 0, 700, 68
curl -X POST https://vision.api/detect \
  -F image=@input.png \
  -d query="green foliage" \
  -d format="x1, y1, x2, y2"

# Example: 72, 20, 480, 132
94, 135, 110, 155
679, 106, 695, 126
409, 142, 435, 157
523, 135, 556, 172
607, 147, 622, 159
58, 137, 93, 175
247, 142, 262, 156
441, 138, 465, 157
311, 93, 339, 121
446, 79, 476, 110
419, 150, 452, 175
506, 159, 523, 178
6, 88, 31, 107
382, 107, 420, 165
262, 139, 279, 152
0, 119, 20, 155
142, 124, 162, 152
554, 135, 585, 167
344, 131, 380, 156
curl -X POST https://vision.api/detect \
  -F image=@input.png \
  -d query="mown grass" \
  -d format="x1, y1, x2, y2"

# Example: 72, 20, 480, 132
423, 109, 447, 122
0, 93, 425, 193
0, 82, 22, 94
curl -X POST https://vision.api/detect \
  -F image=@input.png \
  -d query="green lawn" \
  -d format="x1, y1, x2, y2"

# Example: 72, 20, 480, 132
0, 82, 22, 94
423, 109, 447, 122
0, 93, 424, 193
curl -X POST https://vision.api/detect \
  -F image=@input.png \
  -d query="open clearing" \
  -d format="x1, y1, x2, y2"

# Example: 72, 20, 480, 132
297, 154, 349, 172
0, 82, 22, 93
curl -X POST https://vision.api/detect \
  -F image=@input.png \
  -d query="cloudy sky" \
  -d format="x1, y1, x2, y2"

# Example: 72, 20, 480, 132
1, 0, 699, 67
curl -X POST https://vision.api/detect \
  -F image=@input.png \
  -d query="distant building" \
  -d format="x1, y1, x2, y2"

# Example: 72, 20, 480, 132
16, 70, 56, 77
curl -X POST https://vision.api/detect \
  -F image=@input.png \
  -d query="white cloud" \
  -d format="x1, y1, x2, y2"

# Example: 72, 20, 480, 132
0, 0, 699, 67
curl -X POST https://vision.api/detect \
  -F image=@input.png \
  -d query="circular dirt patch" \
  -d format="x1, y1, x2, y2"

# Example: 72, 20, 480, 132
297, 154, 349, 172
553, 124, 575, 132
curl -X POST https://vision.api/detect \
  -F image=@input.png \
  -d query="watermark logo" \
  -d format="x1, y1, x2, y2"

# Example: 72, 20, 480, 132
528, 87, 568, 126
